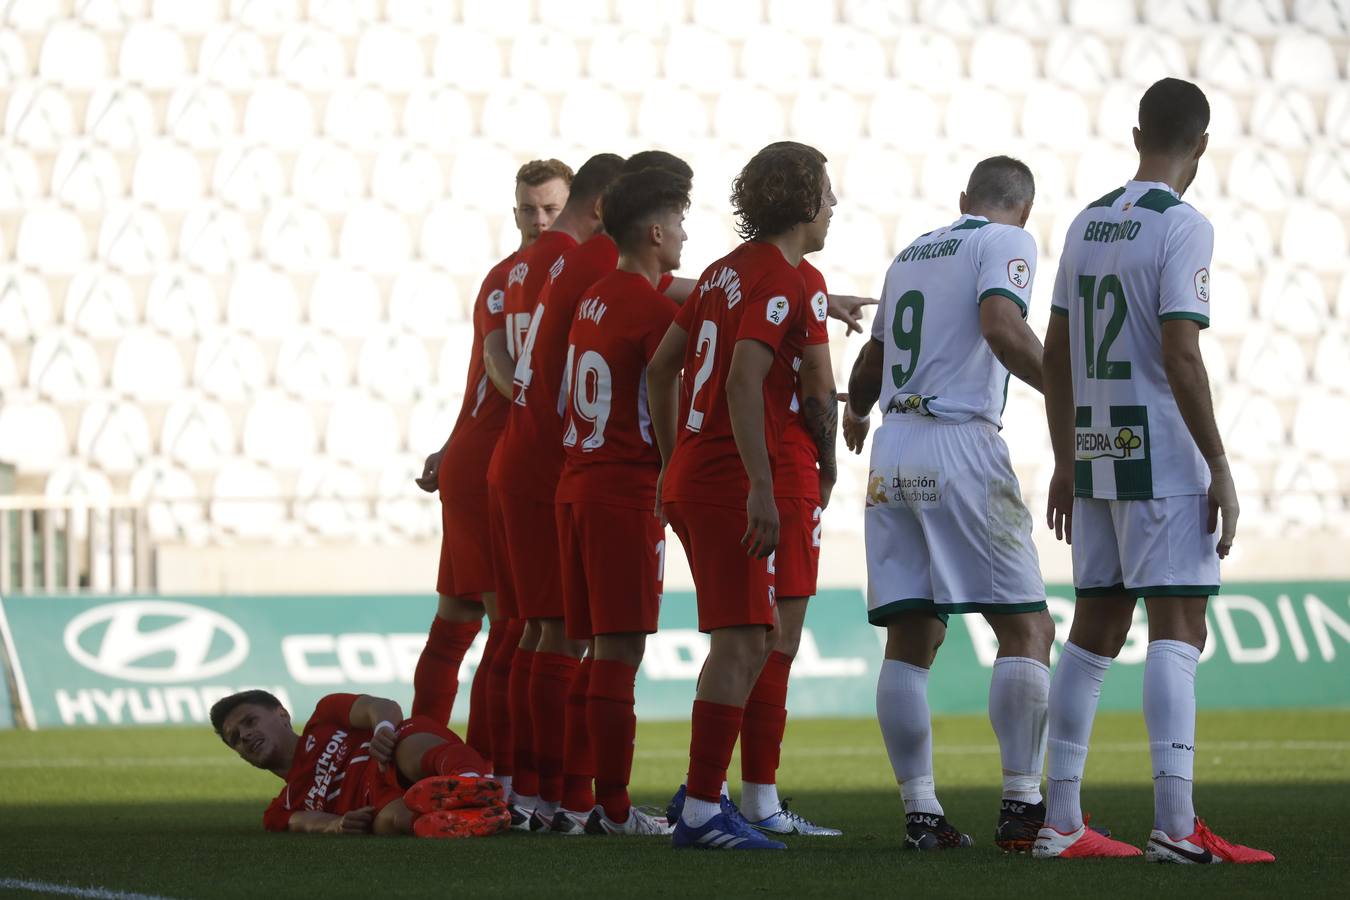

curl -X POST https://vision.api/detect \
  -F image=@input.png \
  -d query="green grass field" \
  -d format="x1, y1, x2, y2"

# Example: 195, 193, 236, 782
2, 710, 1348, 899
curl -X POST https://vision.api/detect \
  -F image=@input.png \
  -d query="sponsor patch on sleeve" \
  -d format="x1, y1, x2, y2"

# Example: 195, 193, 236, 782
810, 290, 828, 322
1194, 267, 1209, 303
1008, 258, 1030, 289
487, 289, 505, 314
765, 295, 790, 326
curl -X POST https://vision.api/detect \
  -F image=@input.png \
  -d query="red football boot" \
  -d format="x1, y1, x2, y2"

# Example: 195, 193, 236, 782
404, 775, 505, 815
1145, 818, 1276, 864
413, 805, 511, 839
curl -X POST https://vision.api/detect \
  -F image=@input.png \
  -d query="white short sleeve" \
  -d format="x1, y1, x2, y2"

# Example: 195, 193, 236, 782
1050, 251, 1071, 317
975, 226, 1038, 317
1158, 214, 1214, 327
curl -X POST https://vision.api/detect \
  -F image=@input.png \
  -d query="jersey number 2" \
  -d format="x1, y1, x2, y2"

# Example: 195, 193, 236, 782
686, 320, 718, 432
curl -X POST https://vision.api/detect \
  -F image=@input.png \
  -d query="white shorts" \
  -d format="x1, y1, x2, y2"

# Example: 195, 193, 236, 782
864, 415, 1046, 625
1071, 494, 1221, 598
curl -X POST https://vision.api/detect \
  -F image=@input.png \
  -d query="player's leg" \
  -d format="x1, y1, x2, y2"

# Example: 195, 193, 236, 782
394, 724, 511, 838
552, 501, 596, 833
529, 616, 586, 827
465, 591, 499, 762
485, 487, 521, 795
411, 593, 483, 725
508, 617, 542, 822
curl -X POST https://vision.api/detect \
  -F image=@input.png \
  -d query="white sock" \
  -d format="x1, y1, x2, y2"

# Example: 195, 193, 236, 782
681, 795, 721, 828
499, 775, 513, 799
740, 781, 780, 822
1145, 639, 1200, 839
534, 798, 558, 821
877, 659, 943, 816
1045, 641, 1112, 833
989, 656, 1050, 804
510, 792, 539, 812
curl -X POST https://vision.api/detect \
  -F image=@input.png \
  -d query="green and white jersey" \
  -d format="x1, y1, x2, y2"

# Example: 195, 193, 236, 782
872, 214, 1037, 428
1050, 179, 1213, 500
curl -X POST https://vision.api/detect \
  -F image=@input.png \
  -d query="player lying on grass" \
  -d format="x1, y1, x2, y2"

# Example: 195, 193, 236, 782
210, 690, 507, 838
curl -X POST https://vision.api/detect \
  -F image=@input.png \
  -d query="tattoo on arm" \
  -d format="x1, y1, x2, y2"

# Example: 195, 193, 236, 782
847, 342, 883, 416
802, 390, 839, 481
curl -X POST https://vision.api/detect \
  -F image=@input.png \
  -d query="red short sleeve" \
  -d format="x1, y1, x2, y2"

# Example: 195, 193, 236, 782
657, 272, 674, 294
308, 693, 359, 727
673, 289, 699, 331
736, 274, 802, 352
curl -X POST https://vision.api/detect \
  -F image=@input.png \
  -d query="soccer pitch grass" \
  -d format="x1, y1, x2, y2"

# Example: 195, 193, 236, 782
2, 711, 1348, 899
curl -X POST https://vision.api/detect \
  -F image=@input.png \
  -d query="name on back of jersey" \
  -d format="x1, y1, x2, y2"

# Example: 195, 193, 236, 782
1083, 219, 1142, 243
576, 295, 607, 325
898, 236, 963, 263
507, 262, 528, 288
700, 265, 742, 307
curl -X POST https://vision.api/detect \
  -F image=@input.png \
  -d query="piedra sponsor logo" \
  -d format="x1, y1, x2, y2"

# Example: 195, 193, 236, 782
1075, 426, 1145, 460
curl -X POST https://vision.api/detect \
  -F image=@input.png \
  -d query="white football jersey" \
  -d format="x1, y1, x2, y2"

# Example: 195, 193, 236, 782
1051, 179, 1214, 500
871, 215, 1037, 428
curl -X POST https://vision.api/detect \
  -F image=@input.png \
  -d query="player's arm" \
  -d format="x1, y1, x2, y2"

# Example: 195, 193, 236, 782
482, 328, 514, 399
1162, 319, 1235, 557
663, 276, 695, 305
843, 336, 883, 454
827, 293, 877, 335
979, 297, 1044, 393
286, 808, 376, 835
798, 342, 839, 507
646, 322, 689, 522
349, 694, 403, 769
727, 339, 778, 558
1042, 308, 1074, 544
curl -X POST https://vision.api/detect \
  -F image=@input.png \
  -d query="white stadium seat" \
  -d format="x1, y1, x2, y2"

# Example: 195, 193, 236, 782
51, 142, 122, 212
0, 267, 52, 341
111, 329, 187, 402
152, 0, 220, 33
559, 84, 630, 146
211, 459, 287, 539
1271, 458, 1340, 532
0, 341, 16, 390
537, 0, 608, 35
1257, 266, 1330, 335
1226, 145, 1297, 210
841, 0, 913, 36
178, 203, 254, 273
290, 140, 363, 212
64, 269, 134, 340
693, 0, 761, 35
85, 83, 157, 150
408, 394, 462, 458
741, 29, 810, 90
160, 394, 237, 469
227, 264, 301, 338
0, 26, 27, 84
0, 145, 41, 211
165, 81, 237, 149
636, 86, 708, 144
480, 87, 553, 146
308, 0, 380, 35
1118, 30, 1190, 86
1270, 31, 1340, 87
29, 330, 101, 402
357, 328, 432, 402
1295, 0, 1350, 34
1249, 89, 1320, 150
372, 144, 444, 214
1291, 389, 1350, 460
968, 32, 1037, 90
131, 140, 204, 211
713, 84, 786, 151
77, 397, 153, 473
309, 265, 381, 336
1143, 0, 1213, 34
1326, 85, 1350, 145
869, 85, 941, 146
945, 85, 1015, 147
1203, 89, 1245, 144
1234, 331, 1308, 398
242, 391, 319, 469
1044, 30, 1113, 89
437, 327, 475, 393
915, 0, 987, 34
1339, 270, 1350, 320
790, 87, 863, 148
462, 0, 530, 34
587, 28, 659, 89
1280, 202, 1348, 269
118, 22, 189, 88
0, 396, 68, 471
614, 0, 685, 32
276, 328, 351, 398
389, 265, 461, 337
45, 465, 113, 513
16, 202, 87, 273
817, 28, 888, 89
1068, 0, 1136, 28
1024, 84, 1091, 148
193, 331, 267, 402
213, 142, 286, 212
816, 209, 887, 279
244, 81, 316, 149
893, 30, 963, 88
325, 391, 400, 467
146, 268, 219, 338
1218, 0, 1289, 35
376, 455, 438, 538
1073, 141, 1137, 201
275, 25, 347, 87
1199, 332, 1232, 386
355, 24, 424, 88
294, 460, 369, 538
664, 27, 733, 92
769, 0, 839, 35
129, 457, 206, 541
1209, 202, 1274, 272
1217, 392, 1285, 462
320, 82, 397, 149
1304, 145, 1350, 209
1312, 327, 1350, 386
98, 205, 173, 276
197, 25, 269, 87
230, 0, 298, 35
1207, 270, 1254, 336
431, 29, 502, 92
339, 201, 412, 273
259, 202, 333, 271
38, 21, 106, 87
842, 144, 914, 214
403, 83, 474, 147
1196, 31, 1266, 91
510, 27, 581, 88
988, 0, 1063, 33
448, 142, 519, 212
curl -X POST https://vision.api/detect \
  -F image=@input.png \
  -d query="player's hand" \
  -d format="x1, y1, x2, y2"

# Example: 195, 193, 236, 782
842, 403, 870, 454
370, 720, 399, 771
742, 484, 779, 559
338, 807, 375, 834
1206, 454, 1239, 558
1046, 465, 1073, 545
416, 451, 443, 493
654, 469, 668, 526
827, 294, 877, 335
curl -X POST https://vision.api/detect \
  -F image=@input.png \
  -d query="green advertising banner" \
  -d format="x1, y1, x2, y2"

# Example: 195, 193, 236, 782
0, 584, 1348, 729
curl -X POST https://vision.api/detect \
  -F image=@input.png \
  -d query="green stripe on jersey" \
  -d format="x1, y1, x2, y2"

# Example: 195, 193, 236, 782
978, 287, 1027, 315
1110, 404, 1153, 500
1086, 187, 1126, 209
1134, 188, 1184, 213
1050, 305, 1068, 317
1074, 406, 1094, 497
1159, 311, 1210, 327
951, 218, 990, 231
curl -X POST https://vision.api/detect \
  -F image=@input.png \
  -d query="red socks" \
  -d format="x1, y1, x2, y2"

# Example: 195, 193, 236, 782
687, 699, 745, 802
486, 619, 523, 779
588, 659, 638, 821
465, 619, 506, 763
410, 616, 481, 725
741, 651, 793, 784
419, 734, 489, 778
561, 657, 595, 813
530, 651, 581, 804
508, 644, 539, 797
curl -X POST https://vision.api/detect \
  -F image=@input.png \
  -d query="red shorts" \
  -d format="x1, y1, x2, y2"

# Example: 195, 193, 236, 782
496, 490, 564, 620
774, 497, 822, 599
487, 487, 519, 620
557, 500, 665, 641
365, 717, 490, 813
436, 492, 491, 600
664, 499, 775, 633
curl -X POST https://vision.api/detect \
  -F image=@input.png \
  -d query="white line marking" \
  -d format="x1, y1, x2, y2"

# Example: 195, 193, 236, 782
0, 597, 38, 729
0, 877, 177, 900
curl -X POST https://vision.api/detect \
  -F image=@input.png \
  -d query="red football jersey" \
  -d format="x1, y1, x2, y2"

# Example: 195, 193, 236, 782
662, 242, 809, 509
262, 694, 381, 832
775, 258, 832, 500
556, 269, 680, 511
441, 251, 516, 503
490, 234, 618, 498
